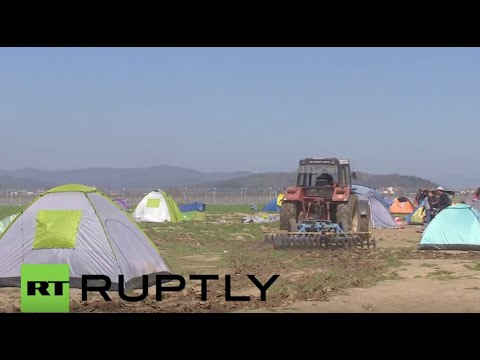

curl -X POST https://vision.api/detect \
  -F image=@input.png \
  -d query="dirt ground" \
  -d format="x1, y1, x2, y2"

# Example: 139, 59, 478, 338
2, 222, 480, 313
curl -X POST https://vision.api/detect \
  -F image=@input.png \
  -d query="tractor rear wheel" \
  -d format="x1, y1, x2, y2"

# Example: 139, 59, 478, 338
358, 201, 371, 232
289, 218, 298, 232
336, 194, 359, 232
280, 202, 297, 231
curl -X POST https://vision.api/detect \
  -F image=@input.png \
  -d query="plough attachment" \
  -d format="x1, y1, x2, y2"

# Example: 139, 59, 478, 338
263, 220, 376, 251
264, 231, 376, 250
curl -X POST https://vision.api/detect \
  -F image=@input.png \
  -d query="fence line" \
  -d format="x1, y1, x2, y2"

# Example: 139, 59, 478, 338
0, 187, 472, 207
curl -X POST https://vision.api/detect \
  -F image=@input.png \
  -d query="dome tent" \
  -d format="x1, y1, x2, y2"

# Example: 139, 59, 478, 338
262, 193, 284, 212
352, 185, 398, 229
132, 189, 184, 223
390, 196, 415, 214
419, 204, 480, 251
0, 184, 172, 290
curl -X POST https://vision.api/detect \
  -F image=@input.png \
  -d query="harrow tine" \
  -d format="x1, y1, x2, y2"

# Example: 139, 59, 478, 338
308, 234, 315, 248
359, 234, 365, 249
273, 235, 281, 249
264, 234, 272, 244
265, 230, 377, 251
320, 234, 327, 248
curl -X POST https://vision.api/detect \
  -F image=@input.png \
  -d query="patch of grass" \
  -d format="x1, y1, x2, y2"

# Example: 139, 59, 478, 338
427, 269, 457, 280
141, 220, 281, 277
420, 263, 436, 268
428, 269, 453, 276
384, 254, 407, 268
413, 275, 422, 278
391, 247, 417, 255
384, 271, 404, 280
465, 286, 480, 290
295, 257, 322, 269
464, 263, 480, 271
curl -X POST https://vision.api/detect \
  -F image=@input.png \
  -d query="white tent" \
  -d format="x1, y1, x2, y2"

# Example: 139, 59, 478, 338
0, 184, 172, 290
132, 190, 184, 223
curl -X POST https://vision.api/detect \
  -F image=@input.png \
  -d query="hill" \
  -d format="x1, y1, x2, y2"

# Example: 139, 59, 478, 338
353, 172, 438, 191
0, 166, 252, 190
0, 175, 50, 189
0, 165, 438, 192
201, 171, 439, 192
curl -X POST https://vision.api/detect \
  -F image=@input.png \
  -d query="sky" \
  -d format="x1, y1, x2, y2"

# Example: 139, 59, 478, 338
0, 47, 479, 182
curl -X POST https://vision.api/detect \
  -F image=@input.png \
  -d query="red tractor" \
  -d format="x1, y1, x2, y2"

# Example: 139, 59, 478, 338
268, 158, 374, 250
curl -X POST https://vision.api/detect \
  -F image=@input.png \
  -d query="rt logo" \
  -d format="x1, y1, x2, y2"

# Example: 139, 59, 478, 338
21, 264, 70, 313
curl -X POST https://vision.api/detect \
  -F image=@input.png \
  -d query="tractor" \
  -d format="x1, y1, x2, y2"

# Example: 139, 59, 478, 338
265, 157, 376, 250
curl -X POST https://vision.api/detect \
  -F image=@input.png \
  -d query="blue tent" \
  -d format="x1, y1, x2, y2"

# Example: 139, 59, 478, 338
179, 202, 206, 212
419, 204, 480, 250
352, 185, 398, 229
262, 198, 281, 212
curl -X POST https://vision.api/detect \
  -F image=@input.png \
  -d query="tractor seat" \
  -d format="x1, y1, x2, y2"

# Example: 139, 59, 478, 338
315, 179, 332, 187
315, 173, 334, 187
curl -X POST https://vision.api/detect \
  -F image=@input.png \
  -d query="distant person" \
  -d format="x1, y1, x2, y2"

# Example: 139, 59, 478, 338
430, 191, 439, 219
424, 191, 434, 225
436, 187, 451, 214
473, 187, 480, 202
415, 189, 428, 206
415, 189, 424, 206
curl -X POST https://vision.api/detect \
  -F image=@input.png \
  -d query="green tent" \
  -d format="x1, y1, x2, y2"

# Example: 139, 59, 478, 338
182, 211, 207, 222
163, 191, 185, 222
419, 204, 480, 250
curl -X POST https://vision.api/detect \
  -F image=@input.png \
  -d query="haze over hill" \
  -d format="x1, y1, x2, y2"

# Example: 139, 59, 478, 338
0, 165, 439, 192
0, 166, 251, 190
201, 171, 439, 191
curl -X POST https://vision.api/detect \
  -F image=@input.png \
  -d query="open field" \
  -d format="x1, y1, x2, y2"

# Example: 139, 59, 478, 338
1, 205, 480, 313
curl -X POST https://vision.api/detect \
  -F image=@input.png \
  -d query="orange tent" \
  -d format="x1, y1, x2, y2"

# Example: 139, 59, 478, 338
390, 197, 415, 214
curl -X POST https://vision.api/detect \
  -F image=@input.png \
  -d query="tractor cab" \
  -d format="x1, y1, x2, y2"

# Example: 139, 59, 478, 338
296, 158, 354, 189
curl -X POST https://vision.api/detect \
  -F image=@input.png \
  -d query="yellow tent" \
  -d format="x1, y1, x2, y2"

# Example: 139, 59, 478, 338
409, 206, 425, 224
276, 193, 284, 207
